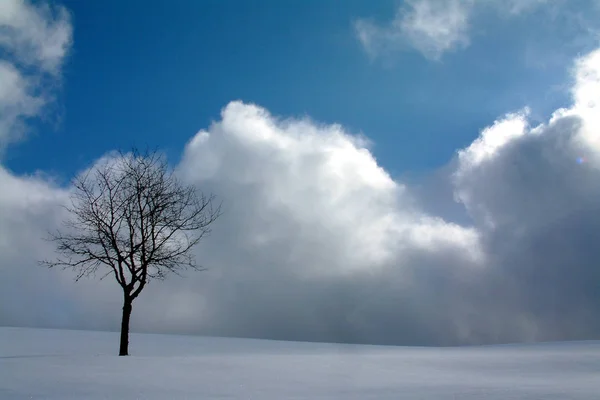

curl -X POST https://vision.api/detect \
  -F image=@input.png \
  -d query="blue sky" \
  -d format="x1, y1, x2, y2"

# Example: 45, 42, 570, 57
2, 0, 600, 346
5, 0, 588, 180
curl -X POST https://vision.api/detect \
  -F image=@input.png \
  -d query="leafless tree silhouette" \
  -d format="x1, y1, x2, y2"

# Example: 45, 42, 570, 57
43, 149, 221, 355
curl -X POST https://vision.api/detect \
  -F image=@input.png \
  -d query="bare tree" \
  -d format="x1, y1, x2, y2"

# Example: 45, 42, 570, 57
43, 150, 221, 356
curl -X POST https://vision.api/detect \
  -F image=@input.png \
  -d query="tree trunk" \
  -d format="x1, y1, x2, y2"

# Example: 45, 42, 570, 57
119, 296, 133, 356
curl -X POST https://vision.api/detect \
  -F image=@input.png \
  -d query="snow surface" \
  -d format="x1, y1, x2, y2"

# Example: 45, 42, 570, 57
1, 327, 599, 399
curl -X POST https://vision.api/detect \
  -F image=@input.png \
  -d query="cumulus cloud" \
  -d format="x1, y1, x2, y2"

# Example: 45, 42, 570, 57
162, 102, 483, 345
134, 47, 600, 345
451, 48, 600, 341
0, 100, 484, 345
179, 102, 481, 274
0, 0, 72, 150
4, 47, 600, 345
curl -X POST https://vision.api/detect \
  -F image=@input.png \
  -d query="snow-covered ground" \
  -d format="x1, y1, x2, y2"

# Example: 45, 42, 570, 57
1, 327, 599, 399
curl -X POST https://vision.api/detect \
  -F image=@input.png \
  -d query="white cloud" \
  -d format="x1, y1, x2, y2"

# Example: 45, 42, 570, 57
355, 0, 474, 61
397, 0, 473, 60
454, 48, 600, 228
354, 0, 589, 61
179, 101, 482, 275
0, 0, 72, 150
164, 46, 600, 344
0, 0, 72, 74
572, 48, 600, 111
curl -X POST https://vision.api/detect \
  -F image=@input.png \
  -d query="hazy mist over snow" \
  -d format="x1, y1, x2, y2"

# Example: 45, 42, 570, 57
1, 0, 600, 347
2, 327, 600, 399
